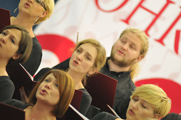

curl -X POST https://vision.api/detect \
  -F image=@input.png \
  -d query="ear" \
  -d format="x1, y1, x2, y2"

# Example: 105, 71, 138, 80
40, 11, 48, 18
88, 67, 98, 75
153, 114, 160, 119
135, 54, 144, 63
12, 53, 21, 60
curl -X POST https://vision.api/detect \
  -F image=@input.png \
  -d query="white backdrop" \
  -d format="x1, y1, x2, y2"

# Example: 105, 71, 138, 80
34, 0, 181, 113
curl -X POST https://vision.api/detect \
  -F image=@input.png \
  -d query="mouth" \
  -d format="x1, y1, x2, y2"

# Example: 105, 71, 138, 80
73, 60, 79, 65
25, 3, 30, 8
117, 50, 125, 56
129, 109, 135, 115
40, 89, 48, 95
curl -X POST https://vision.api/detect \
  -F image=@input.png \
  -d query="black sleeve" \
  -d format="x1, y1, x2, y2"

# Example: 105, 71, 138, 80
91, 112, 118, 120
79, 89, 92, 115
22, 37, 42, 76
0, 77, 15, 102
34, 58, 70, 81
34, 67, 51, 81
161, 113, 181, 120
52, 58, 70, 70
3, 99, 29, 109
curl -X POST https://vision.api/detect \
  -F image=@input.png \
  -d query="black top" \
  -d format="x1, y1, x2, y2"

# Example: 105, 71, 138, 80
100, 58, 136, 119
0, 76, 15, 102
79, 89, 92, 115
3, 99, 29, 109
91, 112, 118, 120
35, 57, 135, 119
22, 37, 42, 76
161, 113, 181, 120
34, 61, 92, 116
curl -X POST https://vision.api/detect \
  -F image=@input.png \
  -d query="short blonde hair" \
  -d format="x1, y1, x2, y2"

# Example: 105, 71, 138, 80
131, 84, 171, 118
35, 0, 55, 24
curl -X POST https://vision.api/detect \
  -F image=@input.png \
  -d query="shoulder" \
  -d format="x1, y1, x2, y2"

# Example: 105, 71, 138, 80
3, 99, 29, 110
32, 37, 42, 51
0, 76, 14, 85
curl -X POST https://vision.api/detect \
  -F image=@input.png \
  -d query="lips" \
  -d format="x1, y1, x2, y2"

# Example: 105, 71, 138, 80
117, 50, 125, 56
73, 60, 79, 65
24, 3, 30, 8
40, 89, 48, 95
129, 109, 135, 115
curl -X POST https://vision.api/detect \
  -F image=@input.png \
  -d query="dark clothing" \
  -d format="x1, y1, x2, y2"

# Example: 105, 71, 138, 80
161, 113, 181, 120
22, 37, 42, 76
0, 76, 15, 102
91, 112, 118, 120
100, 58, 135, 119
79, 89, 92, 115
34, 61, 92, 115
3, 99, 29, 109
34, 59, 70, 81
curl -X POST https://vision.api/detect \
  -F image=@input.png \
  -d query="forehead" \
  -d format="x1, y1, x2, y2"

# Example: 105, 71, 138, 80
78, 43, 97, 56
45, 73, 56, 80
121, 32, 142, 45
7, 29, 22, 42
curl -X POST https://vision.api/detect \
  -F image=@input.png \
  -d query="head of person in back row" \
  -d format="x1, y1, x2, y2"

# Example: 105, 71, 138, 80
11, 0, 55, 76
0, 25, 32, 102
91, 84, 171, 120
109, 27, 149, 79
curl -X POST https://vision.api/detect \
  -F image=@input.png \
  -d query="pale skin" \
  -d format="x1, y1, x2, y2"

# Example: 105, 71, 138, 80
109, 32, 143, 72
67, 43, 98, 90
114, 95, 159, 120
11, 0, 48, 37
0, 29, 21, 76
24, 73, 59, 120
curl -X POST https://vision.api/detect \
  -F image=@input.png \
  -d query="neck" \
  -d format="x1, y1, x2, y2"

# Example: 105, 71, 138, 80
108, 59, 130, 72
0, 61, 8, 76
26, 102, 56, 120
67, 69, 85, 90
11, 13, 35, 37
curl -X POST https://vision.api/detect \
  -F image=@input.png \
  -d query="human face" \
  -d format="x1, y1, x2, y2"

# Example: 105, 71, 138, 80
36, 73, 60, 106
69, 43, 98, 75
110, 32, 143, 67
0, 29, 21, 61
19, 0, 46, 17
126, 95, 155, 120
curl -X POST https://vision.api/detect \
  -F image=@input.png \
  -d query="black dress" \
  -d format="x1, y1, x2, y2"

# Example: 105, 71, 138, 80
22, 37, 42, 76
0, 76, 15, 102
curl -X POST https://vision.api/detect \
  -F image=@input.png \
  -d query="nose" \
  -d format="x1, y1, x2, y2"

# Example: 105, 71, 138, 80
28, 0, 33, 3
45, 84, 51, 90
0, 38, 7, 44
132, 101, 138, 110
121, 43, 128, 51
77, 54, 83, 61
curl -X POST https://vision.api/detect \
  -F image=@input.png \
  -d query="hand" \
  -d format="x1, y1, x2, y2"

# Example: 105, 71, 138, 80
20, 87, 29, 103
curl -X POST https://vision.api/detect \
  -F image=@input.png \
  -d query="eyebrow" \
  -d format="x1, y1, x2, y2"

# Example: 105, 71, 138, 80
6, 30, 18, 42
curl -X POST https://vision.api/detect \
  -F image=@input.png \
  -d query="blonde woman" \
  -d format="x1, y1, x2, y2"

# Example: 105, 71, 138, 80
11, 0, 54, 76
91, 84, 171, 120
